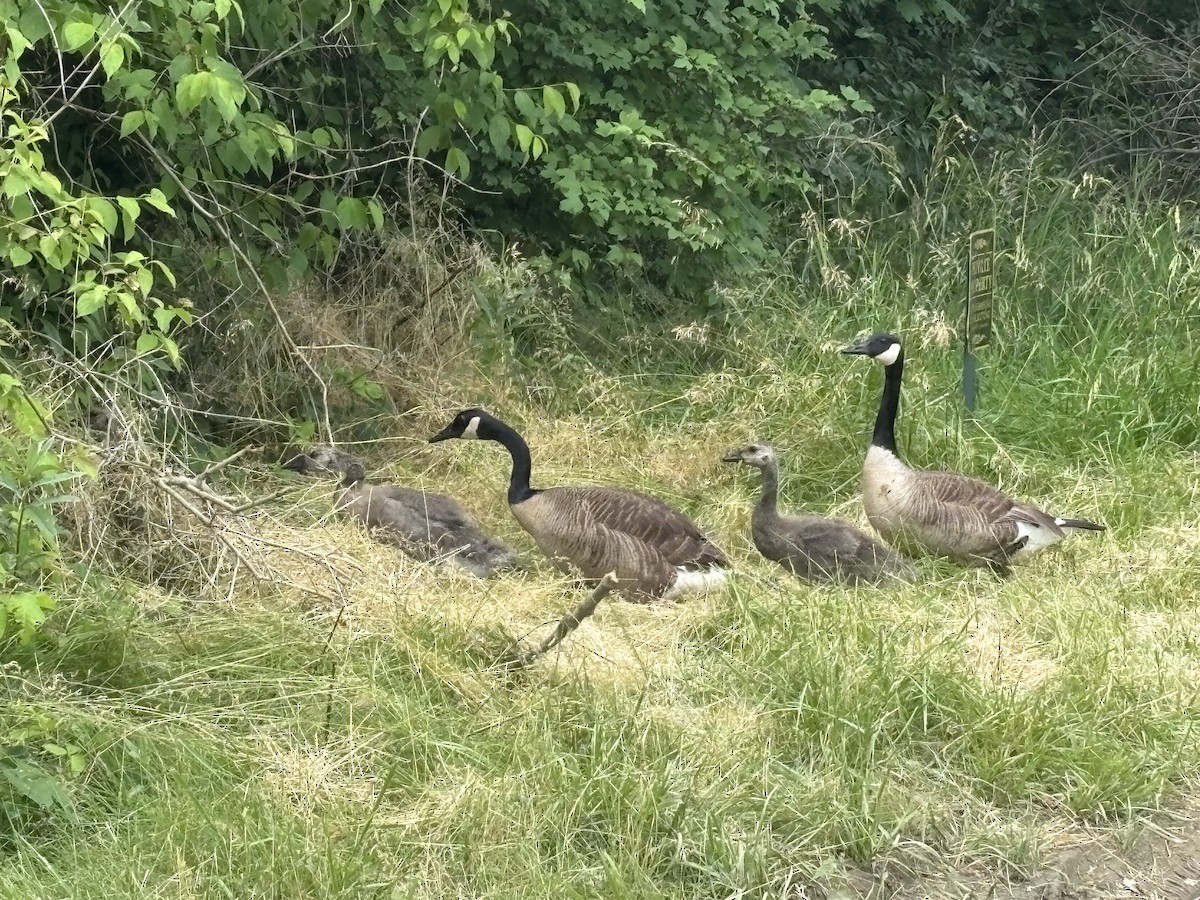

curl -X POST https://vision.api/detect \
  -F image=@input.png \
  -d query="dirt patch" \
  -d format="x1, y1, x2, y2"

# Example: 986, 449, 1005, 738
840, 808, 1200, 900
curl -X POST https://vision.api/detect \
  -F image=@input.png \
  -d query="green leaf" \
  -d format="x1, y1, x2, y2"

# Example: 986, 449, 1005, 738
287, 246, 310, 277
38, 235, 64, 270
120, 110, 146, 138
543, 85, 566, 119
8, 246, 32, 266
3, 168, 30, 198
335, 197, 368, 230
143, 188, 175, 216
564, 82, 581, 112
6, 25, 31, 59
152, 306, 176, 331
135, 333, 160, 355
86, 198, 118, 235
22, 504, 59, 543
366, 199, 385, 231
76, 287, 108, 317
513, 90, 536, 120
1, 756, 71, 806
154, 260, 178, 288
175, 71, 212, 115
488, 113, 512, 154
415, 124, 445, 156
445, 146, 470, 179
513, 123, 534, 154
61, 21, 95, 51
158, 334, 182, 369
203, 60, 246, 123
100, 41, 125, 78
116, 196, 140, 240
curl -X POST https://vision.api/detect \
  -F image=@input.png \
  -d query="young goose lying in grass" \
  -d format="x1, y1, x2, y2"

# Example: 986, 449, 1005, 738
842, 331, 1105, 574
723, 443, 915, 584
429, 408, 729, 601
283, 446, 518, 577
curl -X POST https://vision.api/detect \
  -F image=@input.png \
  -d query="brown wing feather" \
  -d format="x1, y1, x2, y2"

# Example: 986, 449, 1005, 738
509, 486, 725, 599
906, 470, 1023, 562
550, 486, 728, 569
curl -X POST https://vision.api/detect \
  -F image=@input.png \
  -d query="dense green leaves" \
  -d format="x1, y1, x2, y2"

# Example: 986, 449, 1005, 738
458, 0, 852, 298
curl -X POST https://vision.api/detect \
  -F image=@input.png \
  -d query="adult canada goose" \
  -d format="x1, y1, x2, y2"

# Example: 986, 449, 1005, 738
428, 409, 728, 600
722, 443, 915, 584
841, 332, 1105, 573
283, 446, 518, 577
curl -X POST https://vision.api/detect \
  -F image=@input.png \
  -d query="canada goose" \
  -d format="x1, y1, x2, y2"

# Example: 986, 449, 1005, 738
722, 443, 915, 584
428, 409, 728, 600
283, 446, 518, 577
841, 332, 1105, 573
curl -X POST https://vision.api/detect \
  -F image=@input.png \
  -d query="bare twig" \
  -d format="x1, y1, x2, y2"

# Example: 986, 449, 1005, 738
528, 572, 619, 660
151, 474, 342, 605
196, 445, 259, 481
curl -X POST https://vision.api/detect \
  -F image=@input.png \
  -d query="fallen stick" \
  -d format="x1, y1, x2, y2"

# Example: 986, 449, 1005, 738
528, 571, 619, 660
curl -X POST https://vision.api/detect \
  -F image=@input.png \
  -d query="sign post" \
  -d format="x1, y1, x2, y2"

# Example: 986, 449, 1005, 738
964, 229, 995, 411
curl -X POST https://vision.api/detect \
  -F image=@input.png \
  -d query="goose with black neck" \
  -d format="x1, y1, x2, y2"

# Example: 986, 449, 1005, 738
429, 409, 728, 600
841, 332, 1105, 574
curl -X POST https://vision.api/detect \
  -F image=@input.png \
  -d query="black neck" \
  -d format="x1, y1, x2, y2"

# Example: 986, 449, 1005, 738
757, 461, 779, 515
487, 420, 536, 504
871, 352, 902, 454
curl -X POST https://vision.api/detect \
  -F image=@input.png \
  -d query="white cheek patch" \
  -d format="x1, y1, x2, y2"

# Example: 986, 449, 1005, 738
874, 343, 901, 366
1015, 520, 1062, 554
665, 567, 727, 599
462, 416, 481, 439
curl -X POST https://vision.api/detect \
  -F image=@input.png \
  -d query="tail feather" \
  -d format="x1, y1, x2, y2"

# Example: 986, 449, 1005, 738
1054, 517, 1106, 532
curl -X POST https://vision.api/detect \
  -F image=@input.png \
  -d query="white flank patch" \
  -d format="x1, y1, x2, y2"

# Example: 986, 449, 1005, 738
462, 416, 482, 439
1012, 520, 1063, 558
664, 567, 728, 599
875, 343, 901, 366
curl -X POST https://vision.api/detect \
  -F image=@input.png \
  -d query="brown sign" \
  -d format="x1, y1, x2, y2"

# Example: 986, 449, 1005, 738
966, 229, 995, 348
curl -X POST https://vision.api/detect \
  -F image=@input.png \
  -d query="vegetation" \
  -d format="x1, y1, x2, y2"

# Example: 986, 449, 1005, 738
3, 0, 1200, 894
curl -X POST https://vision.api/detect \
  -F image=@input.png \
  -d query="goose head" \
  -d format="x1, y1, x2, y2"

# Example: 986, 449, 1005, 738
841, 332, 903, 366
721, 443, 777, 469
283, 445, 367, 485
429, 408, 497, 442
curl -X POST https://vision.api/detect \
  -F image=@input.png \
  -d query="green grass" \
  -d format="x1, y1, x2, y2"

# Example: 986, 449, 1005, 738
4, 151, 1200, 897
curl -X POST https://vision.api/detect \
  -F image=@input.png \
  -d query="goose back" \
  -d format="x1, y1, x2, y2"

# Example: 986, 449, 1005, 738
512, 486, 727, 598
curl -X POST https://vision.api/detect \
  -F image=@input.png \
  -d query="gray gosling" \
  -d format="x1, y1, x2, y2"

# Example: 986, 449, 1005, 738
723, 443, 915, 584
842, 331, 1105, 574
429, 408, 728, 601
283, 446, 518, 577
